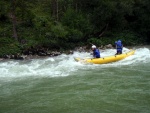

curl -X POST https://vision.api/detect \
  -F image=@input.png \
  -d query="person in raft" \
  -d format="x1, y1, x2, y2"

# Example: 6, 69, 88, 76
115, 40, 123, 55
91, 45, 100, 58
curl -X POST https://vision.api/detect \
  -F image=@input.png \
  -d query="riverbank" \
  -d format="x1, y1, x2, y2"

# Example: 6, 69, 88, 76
0, 44, 115, 61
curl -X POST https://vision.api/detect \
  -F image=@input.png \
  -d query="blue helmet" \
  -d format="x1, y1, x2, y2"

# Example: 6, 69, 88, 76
118, 40, 121, 43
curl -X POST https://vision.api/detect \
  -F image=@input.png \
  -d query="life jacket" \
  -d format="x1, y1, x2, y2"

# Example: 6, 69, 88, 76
116, 40, 122, 49
93, 49, 100, 58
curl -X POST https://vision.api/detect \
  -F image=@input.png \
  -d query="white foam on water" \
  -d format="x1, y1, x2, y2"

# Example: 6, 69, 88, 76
0, 47, 150, 79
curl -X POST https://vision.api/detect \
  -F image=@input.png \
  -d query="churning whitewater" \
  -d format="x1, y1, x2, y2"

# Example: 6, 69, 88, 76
0, 47, 150, 79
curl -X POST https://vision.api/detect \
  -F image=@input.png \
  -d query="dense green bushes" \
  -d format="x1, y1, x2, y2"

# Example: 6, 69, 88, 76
0, 37, 21, 57
0, 0, 150, 56
87, 31, 143, 47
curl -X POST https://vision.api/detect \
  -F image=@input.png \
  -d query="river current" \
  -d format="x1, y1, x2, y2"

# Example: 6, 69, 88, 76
0, 47, 150, 113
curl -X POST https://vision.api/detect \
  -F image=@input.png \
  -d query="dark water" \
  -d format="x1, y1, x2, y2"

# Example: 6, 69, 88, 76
0, 47, 150, 113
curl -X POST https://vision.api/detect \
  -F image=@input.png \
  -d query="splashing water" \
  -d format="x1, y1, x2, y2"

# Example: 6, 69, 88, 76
0, 47, 150, 79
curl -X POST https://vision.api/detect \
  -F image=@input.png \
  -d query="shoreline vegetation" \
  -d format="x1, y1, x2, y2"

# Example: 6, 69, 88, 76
0, 44, 115, 60
0, 0, 150, 60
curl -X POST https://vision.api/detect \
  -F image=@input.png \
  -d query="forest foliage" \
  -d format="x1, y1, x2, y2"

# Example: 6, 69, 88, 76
0, 0, 150, 56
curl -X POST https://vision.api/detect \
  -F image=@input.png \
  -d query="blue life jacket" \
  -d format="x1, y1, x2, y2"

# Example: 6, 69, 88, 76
93, 49, 100, 58
116, 40, 122, 50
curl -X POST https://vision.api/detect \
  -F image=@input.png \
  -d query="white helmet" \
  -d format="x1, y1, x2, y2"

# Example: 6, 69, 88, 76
92, 45, 96, 49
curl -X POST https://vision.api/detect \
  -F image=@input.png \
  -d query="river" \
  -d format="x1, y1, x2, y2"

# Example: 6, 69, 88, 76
0, 47, 150, 113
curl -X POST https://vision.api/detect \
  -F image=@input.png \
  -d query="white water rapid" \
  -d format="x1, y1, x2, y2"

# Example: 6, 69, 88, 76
0, 47, 150, 79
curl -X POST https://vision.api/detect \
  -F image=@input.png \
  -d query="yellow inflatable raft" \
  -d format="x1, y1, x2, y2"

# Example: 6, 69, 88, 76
74, 49, 135, 64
